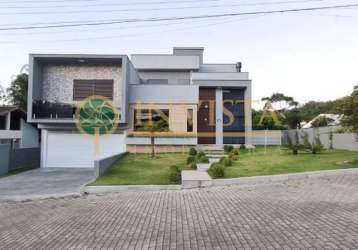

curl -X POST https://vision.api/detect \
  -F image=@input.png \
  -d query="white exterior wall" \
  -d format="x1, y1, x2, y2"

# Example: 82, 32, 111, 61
20, 119, 39, 148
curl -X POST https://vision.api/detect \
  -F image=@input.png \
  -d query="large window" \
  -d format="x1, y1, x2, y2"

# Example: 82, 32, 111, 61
73, 79, 114, 100
134, 109, 169, 131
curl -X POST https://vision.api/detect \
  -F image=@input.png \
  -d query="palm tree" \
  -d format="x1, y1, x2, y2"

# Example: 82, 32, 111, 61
138, 120, 169, 158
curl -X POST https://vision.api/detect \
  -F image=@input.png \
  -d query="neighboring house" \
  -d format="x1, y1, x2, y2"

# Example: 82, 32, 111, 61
0, 106, 39, 148
302, 114, 342, 129
28, 47, 252, 168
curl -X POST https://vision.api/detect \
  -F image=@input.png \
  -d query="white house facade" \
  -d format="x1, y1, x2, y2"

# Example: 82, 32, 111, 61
28, 47, 252, 168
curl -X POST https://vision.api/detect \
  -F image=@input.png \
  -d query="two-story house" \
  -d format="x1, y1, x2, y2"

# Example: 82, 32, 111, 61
28, 47, 252, 169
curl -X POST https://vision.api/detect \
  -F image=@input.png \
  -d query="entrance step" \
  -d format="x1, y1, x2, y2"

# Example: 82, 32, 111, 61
209, 158, 220, 164
197, 163, 210, 172
182, 170, 212, 189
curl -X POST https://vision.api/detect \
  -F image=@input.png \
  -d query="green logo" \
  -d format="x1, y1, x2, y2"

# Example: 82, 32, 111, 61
76, 95, 119, 154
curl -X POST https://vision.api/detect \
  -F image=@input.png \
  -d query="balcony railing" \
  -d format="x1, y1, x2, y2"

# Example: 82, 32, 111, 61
32, 100, 76, 119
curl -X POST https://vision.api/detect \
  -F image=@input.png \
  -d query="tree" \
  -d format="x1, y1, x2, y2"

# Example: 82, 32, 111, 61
137, 120, 169, 158
261, 93, 298, 111
284, 108, 303, 129
6, 73, 28, 110
339, 89, 358, 132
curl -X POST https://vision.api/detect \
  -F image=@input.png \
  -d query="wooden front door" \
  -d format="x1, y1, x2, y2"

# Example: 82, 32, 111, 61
197, 88, 216, 144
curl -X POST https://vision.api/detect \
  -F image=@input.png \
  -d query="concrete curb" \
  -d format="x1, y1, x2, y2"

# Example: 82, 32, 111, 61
0, 192, 82, 202
212, 168, 358, 187
83, 184, 182, 194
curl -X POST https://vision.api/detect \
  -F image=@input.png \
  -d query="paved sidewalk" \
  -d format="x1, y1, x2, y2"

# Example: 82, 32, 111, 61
1, 172, 358, 249
0, 168, 94, 201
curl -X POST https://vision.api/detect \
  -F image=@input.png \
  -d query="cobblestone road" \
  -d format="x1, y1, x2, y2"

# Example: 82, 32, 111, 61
1, 173, 358, 249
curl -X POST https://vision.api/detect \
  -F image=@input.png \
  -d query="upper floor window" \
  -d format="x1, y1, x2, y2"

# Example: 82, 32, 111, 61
73, 79, 114, 101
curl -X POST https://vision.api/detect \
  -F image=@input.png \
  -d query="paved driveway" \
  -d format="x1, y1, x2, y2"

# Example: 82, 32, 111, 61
1, 173, 358, 249
0, 168, 94, 201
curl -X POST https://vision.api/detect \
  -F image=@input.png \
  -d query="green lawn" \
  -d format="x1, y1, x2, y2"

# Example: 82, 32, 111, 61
225, 147, 358, 178
92, 148, 358, 185
92, 153, 187, 185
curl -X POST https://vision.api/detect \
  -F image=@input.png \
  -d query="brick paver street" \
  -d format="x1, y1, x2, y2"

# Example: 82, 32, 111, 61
1, 173, 358, 249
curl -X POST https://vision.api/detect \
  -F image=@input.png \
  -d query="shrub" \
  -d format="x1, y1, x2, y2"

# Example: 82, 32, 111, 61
240, 144, 246, 150
188, 162, 197, 170
219, 157, 226, 163
186, 155, 196, 164
224, 145, 234, 153
223, 158, 232, 166
169, 165, 181, 183
197, 151, 206, 158
312, 137, 324, 154
292, 144, 299, 155
198, 155, 210, 163
233, 149, 240, 155
229, 153, 238, 161
209, 163, 225, 178
189, 147, 197, 156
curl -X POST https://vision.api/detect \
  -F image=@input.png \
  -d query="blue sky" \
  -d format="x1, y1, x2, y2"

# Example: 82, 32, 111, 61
0, 0, 357, 105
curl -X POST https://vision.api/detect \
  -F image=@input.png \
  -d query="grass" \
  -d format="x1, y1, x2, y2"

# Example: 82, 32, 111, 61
92, 147, 358, 185
92, 153, 187, 185
224, 147, 358, 178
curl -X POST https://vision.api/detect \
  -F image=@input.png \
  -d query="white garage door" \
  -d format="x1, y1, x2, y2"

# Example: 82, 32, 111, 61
43, 131, 126, 168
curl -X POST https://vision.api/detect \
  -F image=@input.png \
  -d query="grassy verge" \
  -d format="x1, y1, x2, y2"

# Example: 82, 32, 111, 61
92, 153, 187, 185
224, 147, 358, 178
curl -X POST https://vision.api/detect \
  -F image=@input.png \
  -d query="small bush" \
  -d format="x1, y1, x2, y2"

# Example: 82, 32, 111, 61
188, 162, 197, 170
209, 163, 225, 178
219, 157, 226, 163
312, 137, 324, 154
292, 144, 299, 155
240, 144, 246, 150
197, 151, 206, 158
186, 155, 196, 164
224, 145, 234, 153
189, 147, 197, 156
223, 158, 232, 166
233, 149, 240, 155
198, 155, 210, 163
229, 153, 238, 161
169, 165, 181, 183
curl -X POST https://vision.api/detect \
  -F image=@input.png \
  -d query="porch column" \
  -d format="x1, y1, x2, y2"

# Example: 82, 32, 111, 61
244, 85, 252, 145
6, 112, 11, 130
215, 88, 223, 145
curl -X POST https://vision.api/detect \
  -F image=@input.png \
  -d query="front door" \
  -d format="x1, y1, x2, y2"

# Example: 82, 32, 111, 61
198, 88, 216, 144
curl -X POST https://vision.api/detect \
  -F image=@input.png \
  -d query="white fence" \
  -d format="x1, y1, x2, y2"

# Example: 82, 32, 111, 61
251, 130, 282, 146
283, 126, 358, 151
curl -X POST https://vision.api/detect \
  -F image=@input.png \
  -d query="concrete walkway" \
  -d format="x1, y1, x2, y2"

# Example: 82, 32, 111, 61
0, 168, 94, 201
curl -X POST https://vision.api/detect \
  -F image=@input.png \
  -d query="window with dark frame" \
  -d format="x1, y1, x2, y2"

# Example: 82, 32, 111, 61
73, 79, 114, 100
134, 109, 169, 131
187, 109, 193, 132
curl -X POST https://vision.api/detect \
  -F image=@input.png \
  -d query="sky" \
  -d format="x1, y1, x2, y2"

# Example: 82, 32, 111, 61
0, 0, 357, 107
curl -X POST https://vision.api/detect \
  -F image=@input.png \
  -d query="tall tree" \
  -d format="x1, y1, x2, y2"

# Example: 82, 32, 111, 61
339, 89, 358, 132
7, 73, 28, 110
261, 93, 298, 110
